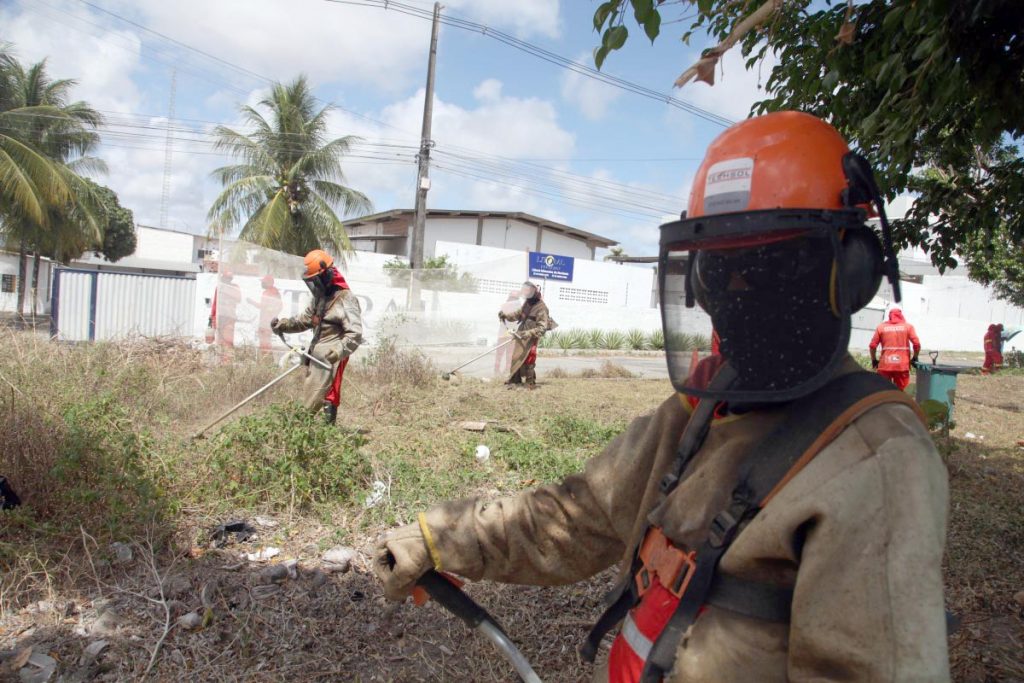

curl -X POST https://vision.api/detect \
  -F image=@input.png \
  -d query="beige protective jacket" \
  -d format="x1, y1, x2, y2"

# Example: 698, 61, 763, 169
419, 358, 950, 681
275, 288, 363, 410
500, 299, 549, 378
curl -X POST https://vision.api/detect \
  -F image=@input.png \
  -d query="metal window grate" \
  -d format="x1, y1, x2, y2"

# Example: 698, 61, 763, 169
558, 286, 609, 304
477, 278, 523, 296
1, 274, 15, 293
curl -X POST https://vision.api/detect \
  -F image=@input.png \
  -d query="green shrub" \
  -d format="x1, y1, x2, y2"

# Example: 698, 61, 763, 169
0, 393, 170, 551
648, 329, 665, 350
205, 403, 370, 511
543, 415, 624, 447
627, 328, 648, 350
602, 330, 627, 350
539, 330, 559, 349
588, 329, 606, 349
564, 328, 591, 349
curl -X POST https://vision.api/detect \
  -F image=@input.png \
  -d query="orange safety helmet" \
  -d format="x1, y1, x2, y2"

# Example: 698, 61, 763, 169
303, 249, 334, 278
687, 111, 852, 219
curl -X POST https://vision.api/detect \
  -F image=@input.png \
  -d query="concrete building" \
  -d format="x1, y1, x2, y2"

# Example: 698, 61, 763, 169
343, 209, 618, 261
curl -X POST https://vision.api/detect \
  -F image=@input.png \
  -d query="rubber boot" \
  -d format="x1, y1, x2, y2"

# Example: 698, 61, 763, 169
323, 401, 338, 425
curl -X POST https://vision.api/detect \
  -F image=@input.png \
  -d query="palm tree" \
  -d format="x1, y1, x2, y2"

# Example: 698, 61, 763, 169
0, 46, 104, 315
208, 76, 371, 256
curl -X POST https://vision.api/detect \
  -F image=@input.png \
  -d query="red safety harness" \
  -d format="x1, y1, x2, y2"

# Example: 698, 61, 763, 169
581, 369, 925, 682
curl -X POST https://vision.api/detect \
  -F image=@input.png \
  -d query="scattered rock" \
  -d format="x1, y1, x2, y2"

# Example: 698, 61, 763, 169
283, 559, 299, 580
176, 611, 203, 630
257, 564, 290, 585
305, 568, 328, 591
170, 649, 186, 667
90, 608, 122, 636
457, 421, 488, 432
110, 542, 133, 564
251, 584, 281, 600
300, 543, 320, 557
80, 640, 109, 663
322, 547, 356, 574
18, 652, 57, 683
1013, 590, 1024, 608
243, 547, 281, 562
253, 516, 278, 528
438, 644, 454, 656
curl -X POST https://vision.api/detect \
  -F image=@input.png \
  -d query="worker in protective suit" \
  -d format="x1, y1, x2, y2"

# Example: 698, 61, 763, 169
869, 307, 921, 390
498, 281, 549, 389
374, 112, 949, 682
209, 270, 241, 351
983, 323, 1004, 374
271, 250, 363, 425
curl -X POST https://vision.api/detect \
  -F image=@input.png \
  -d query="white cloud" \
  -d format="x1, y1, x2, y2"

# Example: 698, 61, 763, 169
0, 4, 145, 112
679, 47, 779, 123
446, 0, 561, 38
560, 52, 623, 121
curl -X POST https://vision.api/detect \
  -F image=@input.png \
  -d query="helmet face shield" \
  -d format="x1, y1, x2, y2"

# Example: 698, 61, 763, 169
660, 210, 862, 403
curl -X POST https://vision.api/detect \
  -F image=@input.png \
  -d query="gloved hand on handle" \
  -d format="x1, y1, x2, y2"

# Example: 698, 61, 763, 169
871, 358, 879, 369
373, 520, 435, 602
270, 317, 281, 332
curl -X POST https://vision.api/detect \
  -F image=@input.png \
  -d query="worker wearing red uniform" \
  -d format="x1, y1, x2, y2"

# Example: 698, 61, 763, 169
869, 308, 921, 390
982, 323, 1004, 374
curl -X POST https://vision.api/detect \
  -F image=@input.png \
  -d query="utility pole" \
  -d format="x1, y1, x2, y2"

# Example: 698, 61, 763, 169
409, 1, 441, 310
160, 69, 177, 230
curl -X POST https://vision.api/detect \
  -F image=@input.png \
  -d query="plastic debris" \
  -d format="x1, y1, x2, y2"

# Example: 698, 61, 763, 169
253, 516, 278, 528
364, 481, 387, 508
243, 547, 281, 562
475, 445, 491, 463
210, 521, 256, 547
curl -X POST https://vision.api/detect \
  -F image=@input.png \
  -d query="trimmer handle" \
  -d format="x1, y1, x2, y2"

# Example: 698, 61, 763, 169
415, 570, 498, 631
929, 350, 939, 365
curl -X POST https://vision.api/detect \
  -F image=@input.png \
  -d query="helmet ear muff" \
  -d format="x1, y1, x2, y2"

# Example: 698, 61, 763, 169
836, 228, 884, 314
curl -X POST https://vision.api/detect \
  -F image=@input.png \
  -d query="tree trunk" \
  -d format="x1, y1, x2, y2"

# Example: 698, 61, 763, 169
30, 250, 41, 317
15, 237, 27, 319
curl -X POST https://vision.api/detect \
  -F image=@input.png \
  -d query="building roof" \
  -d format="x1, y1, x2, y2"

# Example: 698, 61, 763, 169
72, 252, 201, 273
342, 209, 618, 248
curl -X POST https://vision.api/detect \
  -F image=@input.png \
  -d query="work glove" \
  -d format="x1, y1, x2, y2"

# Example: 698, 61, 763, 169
270, 317, 281, 332
871, 358, 880, 369
498, 311, 507, 322
324, 349, 341, 364
373, 522, 434, 602
911, 356, 919, 368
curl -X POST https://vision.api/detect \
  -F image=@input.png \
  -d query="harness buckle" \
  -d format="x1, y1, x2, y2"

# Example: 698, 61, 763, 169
635, 527, 698, 599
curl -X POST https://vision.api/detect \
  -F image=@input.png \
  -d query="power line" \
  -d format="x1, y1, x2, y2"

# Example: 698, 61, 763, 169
323, 0, 735, 128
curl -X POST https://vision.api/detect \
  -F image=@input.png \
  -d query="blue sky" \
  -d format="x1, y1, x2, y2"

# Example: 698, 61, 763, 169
2, 0, 775, 256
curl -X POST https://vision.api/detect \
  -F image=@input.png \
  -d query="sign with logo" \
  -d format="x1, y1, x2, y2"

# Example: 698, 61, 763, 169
528, 252, 574, 282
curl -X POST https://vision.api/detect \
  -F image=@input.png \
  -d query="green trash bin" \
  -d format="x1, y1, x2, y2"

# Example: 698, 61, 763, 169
915, 362, 966, 420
